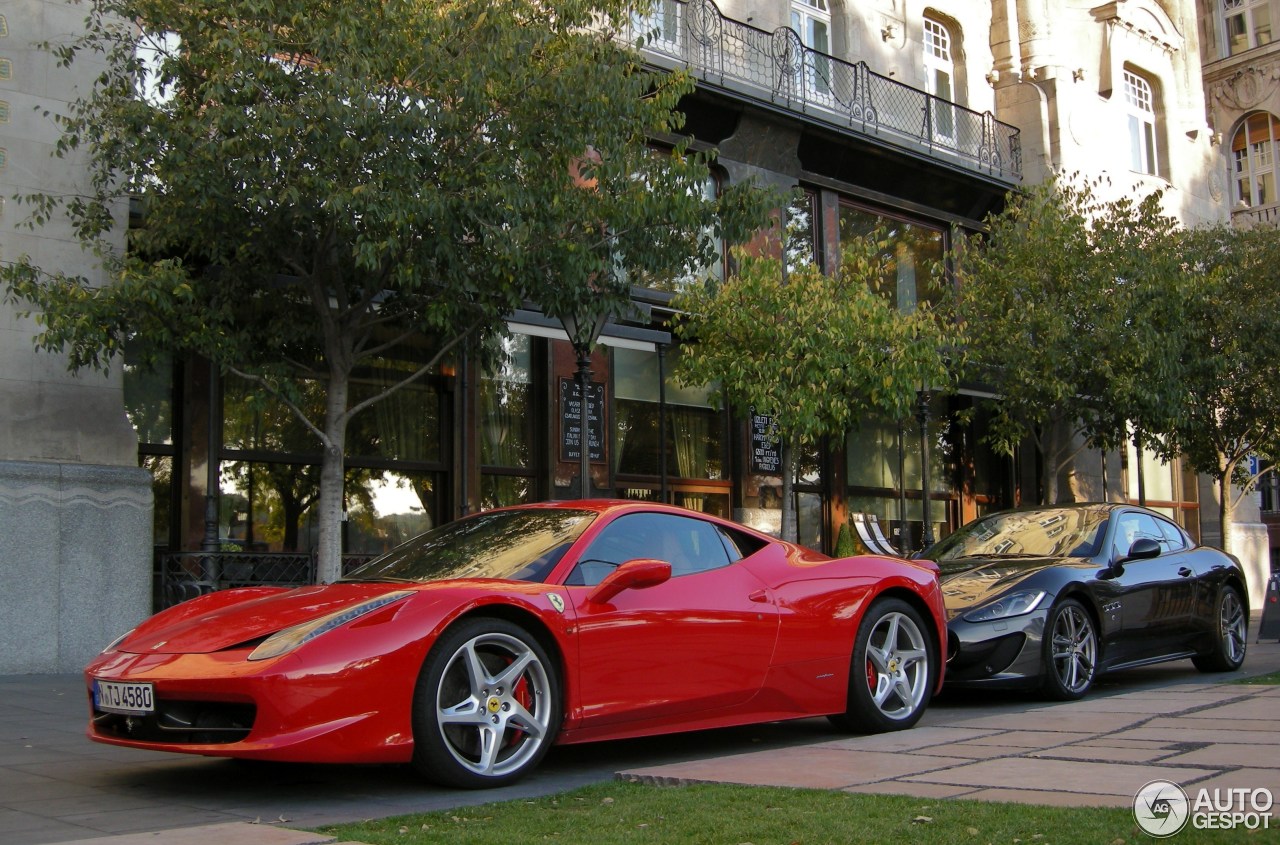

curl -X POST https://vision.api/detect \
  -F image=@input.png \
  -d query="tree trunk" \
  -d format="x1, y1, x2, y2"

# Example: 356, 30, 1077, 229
315, 368, 350, 584
1218, 453, 1234, 554
780, 438, 797, 544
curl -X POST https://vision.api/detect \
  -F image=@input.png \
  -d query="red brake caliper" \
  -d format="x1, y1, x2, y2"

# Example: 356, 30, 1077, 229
866, 657, 878, 692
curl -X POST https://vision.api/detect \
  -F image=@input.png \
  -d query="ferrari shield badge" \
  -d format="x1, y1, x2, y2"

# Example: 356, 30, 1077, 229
547, 593, 565, 613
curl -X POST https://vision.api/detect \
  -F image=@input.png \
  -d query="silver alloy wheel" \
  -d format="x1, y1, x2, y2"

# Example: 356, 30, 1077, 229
1049, 603, 1096, 694
864, 610, 930, 721
433, 631, 553, 779
1219, 589, 1247, 665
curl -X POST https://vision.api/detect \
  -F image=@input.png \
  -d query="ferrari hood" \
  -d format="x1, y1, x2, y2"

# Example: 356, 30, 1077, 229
121, 583, 413, 655
938, 556, 1063, 612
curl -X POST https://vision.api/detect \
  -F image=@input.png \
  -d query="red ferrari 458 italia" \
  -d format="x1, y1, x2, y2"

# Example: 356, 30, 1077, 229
86, 501, 945, 788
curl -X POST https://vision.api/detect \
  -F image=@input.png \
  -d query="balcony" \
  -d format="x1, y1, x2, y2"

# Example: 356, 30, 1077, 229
623, 0, 1021, 183
1231, 201, 1280, 228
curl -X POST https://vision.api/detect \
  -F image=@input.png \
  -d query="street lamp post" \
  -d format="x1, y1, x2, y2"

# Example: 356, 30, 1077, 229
560, 311, 609, 500
917, 385, 935, 551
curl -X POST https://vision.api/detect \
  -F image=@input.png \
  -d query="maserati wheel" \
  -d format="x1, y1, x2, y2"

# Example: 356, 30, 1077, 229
1041, 598, 1097, 701
1193, 585, 1247, 673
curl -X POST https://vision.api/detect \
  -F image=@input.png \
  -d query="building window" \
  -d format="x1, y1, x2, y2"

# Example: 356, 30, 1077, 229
1124, 69, 1159, 176
480, 332, 539, 509
613, 345, 729, 516
1232, 112, 1279, 208
1125, 441, 1200, 541
1222, 0, 1273, 56
633, 0, 681, 51
791, 0, 832, 96
923, 16, 956, 141
837, 204, 947, 312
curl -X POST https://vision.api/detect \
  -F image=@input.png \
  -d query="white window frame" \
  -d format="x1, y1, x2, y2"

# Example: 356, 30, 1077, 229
791, 0, 832, 97
1232, 112, 1278, 208
1124, 69, 1159, 176
923, 17, 956, 144
1220, 0, 1274, 57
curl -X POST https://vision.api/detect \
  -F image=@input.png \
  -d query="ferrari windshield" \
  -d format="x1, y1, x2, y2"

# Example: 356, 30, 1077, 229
926, 507, 1109, 561
341, 508, 596, 583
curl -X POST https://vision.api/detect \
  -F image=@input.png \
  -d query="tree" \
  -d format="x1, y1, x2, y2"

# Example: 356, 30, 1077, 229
2, 0, 768, 582
1166, 224, 1280, 550
673, 226, 952, 543
952, 175, 1184, 504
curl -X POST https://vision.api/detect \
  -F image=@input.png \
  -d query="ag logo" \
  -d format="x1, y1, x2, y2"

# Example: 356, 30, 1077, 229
1133, 779, 1190, 838
547, 593, 565, 613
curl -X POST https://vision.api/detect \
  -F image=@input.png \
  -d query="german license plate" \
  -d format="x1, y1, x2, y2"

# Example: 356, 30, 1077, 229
94, 679, 155, 715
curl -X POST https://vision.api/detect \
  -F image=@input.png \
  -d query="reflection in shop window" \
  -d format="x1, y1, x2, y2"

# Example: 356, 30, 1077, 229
614, 345, 727, 513
481, 333, 536, 509
122, 345, 174, 446
345, 470, 436, 555
787, 191, 819, 272
838, 205, 945, 311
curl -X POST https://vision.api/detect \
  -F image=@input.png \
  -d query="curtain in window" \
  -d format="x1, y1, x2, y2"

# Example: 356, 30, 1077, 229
673, 407, 708, 510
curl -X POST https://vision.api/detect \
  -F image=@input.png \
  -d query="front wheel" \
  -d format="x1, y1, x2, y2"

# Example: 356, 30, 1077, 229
411, 618, 561, 788
829, 597, 935, 733
1041, 598, 1097, 701
1192, 585, 1247, 673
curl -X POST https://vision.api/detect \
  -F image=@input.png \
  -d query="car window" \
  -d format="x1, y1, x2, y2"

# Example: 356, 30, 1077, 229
568, 513, 734, 585
1111, 512, 1166, 559
1155, 517, 1189, 552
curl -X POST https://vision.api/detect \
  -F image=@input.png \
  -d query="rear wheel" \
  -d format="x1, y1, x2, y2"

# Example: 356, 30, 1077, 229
1041, 599, 1097, 701
411, 618, 561, 788
829, 598, 935, 733
1193, 585, 1247, 673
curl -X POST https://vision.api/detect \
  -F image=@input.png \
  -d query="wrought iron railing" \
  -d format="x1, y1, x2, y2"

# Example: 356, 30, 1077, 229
1232, 202, 1280, 228
622, 0, 1021, 181
157, 551, 377, 609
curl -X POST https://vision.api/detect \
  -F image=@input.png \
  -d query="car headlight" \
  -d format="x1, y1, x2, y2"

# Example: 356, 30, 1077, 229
248, 591, 413, 662
963, 589, 1047, 623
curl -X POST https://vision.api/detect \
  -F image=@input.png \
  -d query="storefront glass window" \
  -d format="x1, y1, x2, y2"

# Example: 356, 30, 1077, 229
613, 345, 727, 512
480, 333, 537, 509
123, 347, 174, 446
837, 205, 946, 311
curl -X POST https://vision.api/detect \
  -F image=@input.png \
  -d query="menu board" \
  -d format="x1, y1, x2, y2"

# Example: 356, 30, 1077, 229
560, 378, 605, 463
750, 407, 781, 474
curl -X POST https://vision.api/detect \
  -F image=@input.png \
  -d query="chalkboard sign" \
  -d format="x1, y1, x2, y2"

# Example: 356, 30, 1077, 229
750, 407, 781, 474
560, 378, 605, 463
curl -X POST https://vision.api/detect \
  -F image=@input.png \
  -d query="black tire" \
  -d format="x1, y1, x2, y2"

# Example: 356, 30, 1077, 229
411, 618, 561, 788
1041, 598, 1097, 701
829, 597, 935, 733
1193, 585, 1248, 673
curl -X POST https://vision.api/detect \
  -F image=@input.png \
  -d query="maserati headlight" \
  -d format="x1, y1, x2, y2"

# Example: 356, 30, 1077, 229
248, 591, 413, 661
963, 589, 1046, 623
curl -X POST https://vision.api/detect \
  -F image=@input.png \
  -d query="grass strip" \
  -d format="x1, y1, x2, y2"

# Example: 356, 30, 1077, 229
316, 780, 1262, 844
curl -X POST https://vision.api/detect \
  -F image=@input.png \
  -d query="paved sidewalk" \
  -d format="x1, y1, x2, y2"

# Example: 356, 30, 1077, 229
619, 679, 1280, 808
5, 622, 1278, 844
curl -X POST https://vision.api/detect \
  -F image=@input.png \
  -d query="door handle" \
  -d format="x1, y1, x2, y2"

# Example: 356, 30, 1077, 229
748, 590, 769, 603
1178, 567, 1193, 578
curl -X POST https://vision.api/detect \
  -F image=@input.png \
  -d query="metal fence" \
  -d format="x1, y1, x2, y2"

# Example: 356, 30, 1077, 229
156, 551, 377, 609
622, 0, 1021, 181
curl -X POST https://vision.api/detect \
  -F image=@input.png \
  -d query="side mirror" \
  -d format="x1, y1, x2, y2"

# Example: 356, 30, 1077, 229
586, 558, 672, 605
1122, 537, 1162, 563
1107, 537, 1162, 576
